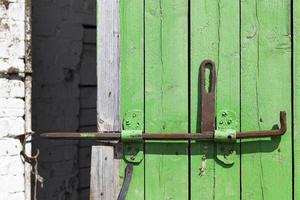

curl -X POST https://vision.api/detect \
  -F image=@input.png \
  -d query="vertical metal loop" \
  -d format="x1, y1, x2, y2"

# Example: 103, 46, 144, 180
200, 59, 216, 132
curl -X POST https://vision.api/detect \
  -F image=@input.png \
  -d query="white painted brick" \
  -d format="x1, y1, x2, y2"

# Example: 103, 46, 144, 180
0, 78, 24, 98
0, 174, 24, 193
0, 58, 25, 72
0, 6, 8, 19
0, 41, 10, 58
0, 155, 24, 176
0, 192, 9, 200
0, 138, 22, 156
0, 58, 9, 70
8, 3, 25, 21
0, 117, 24, 137
0, 98, 24, 117
0, 2, 26, 73
9, 40, 25, 58
0, 19, 10, 39
0, 0, 26, 199
9, 20, 25, 41
8, 192, 25, 200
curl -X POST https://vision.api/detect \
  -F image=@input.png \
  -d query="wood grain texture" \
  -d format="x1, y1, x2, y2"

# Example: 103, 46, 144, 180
294, 0, 300, 198
91, 0, 120, 199
190, 1, 240, 199
144, 1, 189, 199
241, 1, 292, 199
120, 0, 145, 199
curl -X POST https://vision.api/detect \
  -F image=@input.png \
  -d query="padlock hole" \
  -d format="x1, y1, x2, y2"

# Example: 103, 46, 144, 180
204, 63, 213, 93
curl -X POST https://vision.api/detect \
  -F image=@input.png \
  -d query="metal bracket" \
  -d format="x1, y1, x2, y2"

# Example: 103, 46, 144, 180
214, 129, 236, 142
216, 110, 238, 165
123, 110, 144, 164
121, 130, 143, 142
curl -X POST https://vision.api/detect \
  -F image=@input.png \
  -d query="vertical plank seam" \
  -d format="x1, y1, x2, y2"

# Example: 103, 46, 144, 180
143, 0, 146, 199
291, 0, 295, 199
187, 0, 191, 199
239, 0, 242, 199
143, 0, 146, 193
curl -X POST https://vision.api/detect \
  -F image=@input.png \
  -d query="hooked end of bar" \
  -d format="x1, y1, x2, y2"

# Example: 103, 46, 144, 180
279, 111, 287, 135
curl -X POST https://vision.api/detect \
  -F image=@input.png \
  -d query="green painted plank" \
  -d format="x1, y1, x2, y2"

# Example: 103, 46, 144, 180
190, 1, 240, 199
190, 1, 218, 198
294, 0, 300, 199
120, 0, 144, 199
213, 1, 240, 199
144, 0, 188, 199
241, 1, 292, 199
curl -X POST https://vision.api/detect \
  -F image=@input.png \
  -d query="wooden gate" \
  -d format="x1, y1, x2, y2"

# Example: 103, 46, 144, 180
93, 0, 300, 199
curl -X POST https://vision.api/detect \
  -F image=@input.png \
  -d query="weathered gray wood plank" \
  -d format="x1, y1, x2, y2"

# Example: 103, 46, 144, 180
90, 0, 120, 199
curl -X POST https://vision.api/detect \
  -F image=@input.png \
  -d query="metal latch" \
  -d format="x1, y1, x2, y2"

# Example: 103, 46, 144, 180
41, 59, 287, 199
41, 60, 287, 162
41, 60, 287, 142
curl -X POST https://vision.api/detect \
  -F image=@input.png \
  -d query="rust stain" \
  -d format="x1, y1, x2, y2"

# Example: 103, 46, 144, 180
0, 0, 10, 9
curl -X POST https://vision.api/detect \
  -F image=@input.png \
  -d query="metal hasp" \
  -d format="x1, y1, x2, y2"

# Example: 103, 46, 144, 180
200, 59, 216, 136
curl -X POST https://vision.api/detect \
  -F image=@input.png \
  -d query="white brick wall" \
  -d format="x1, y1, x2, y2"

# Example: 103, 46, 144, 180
0, 0, 26, 73
0, 0, 27, 199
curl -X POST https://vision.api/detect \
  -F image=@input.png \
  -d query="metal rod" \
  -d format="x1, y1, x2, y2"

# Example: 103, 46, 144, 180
41, 132, 121, 140
41, 111, 286, 141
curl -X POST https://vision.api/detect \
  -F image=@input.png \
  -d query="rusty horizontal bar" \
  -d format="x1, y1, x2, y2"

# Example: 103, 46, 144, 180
41, 111, 286, 141
41, 131, 121, 140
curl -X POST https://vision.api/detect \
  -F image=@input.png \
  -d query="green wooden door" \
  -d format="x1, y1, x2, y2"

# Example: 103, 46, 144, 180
120, 0, 293, 199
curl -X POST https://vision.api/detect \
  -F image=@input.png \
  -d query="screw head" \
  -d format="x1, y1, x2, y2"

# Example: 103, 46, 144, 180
130, 155, 136, 160
222, 112, 227, 117
227, 119, 232, 124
